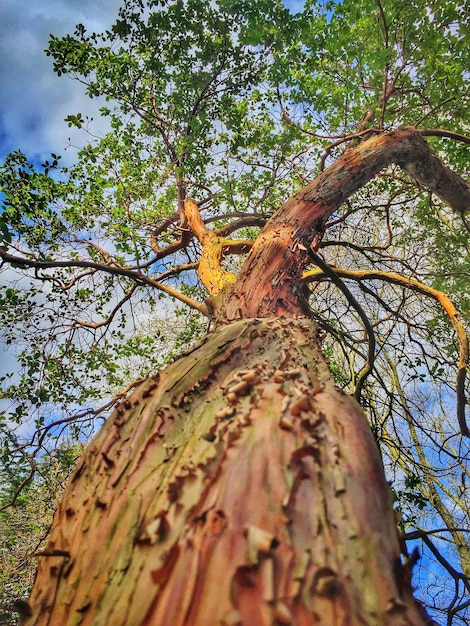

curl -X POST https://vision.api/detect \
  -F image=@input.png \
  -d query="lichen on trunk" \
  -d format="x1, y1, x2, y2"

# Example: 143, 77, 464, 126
25, 318, 428, 626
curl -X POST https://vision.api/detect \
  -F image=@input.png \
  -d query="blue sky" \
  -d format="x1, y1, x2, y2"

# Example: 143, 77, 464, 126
0, 0, 122, 166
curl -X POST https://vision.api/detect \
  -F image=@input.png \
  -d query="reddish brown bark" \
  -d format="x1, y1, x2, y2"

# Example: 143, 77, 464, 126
219, 127, 470, 320
25, 319, 428, 625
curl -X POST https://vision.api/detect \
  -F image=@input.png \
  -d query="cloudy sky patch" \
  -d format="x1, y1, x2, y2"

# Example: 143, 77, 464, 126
0, 0, 306, 167
0, 0, 122, 166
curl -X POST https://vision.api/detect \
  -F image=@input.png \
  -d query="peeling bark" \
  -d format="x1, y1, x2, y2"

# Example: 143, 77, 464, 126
219, 127, 470, 320
25, 319, 429, 625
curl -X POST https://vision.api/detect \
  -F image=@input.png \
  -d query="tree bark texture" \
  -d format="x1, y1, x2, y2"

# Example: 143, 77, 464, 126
25, 318, 429, 626
219, 127, 470, 320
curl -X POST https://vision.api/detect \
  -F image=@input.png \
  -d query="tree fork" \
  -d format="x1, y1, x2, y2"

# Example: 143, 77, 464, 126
24, 318, 429, 625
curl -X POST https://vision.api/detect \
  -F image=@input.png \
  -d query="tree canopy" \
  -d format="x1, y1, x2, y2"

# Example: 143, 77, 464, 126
0, 0, 469, 623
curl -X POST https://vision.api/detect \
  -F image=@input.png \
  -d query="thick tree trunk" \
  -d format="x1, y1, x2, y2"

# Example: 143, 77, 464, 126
25, 318, 429, 625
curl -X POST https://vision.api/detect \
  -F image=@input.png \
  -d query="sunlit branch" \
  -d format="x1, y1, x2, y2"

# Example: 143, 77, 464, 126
303, 267, 469, 436
183, 198, 237, 297
147, 213, 262, 269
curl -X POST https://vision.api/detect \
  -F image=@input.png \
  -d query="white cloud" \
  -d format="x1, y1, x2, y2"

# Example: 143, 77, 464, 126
0, 0, 122, 165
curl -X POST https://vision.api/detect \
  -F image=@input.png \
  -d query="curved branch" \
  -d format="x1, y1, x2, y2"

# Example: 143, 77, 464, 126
149, 214, 192, 259
303, 267, 469, 436
215, 215, 268, 237
221, 126, 470, 320
0, 249, 209, 316
184, 198, 237, 297
418, 128, 470, 145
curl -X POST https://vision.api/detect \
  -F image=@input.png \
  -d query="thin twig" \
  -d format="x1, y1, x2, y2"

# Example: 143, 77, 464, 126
303, 267, 469, 436
307, 249, 376, 403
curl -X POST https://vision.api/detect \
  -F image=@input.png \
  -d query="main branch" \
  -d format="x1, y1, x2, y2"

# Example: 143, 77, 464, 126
218, 127, 470, 321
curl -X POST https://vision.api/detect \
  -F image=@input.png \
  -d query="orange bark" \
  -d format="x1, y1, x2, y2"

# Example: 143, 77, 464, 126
184, 198, 237, 296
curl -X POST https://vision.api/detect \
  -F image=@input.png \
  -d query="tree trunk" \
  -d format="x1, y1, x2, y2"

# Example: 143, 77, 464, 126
23, 127, 466, 624
24, 317, 429, 625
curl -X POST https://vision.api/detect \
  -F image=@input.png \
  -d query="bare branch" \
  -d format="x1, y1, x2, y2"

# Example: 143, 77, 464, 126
76, 284, 138, 329
418, 128, 470, 145
0, 249, 209, 316
306, 249, 376, 404
303, 267, 469, 436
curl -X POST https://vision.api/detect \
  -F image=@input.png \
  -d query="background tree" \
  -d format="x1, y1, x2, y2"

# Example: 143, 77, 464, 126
0, 444, 83, 625
0, 0, 469, 623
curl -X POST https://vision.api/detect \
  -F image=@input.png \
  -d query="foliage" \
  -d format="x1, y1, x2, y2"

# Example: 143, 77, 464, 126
0, 0, 469, 622
0, 444, 83, 624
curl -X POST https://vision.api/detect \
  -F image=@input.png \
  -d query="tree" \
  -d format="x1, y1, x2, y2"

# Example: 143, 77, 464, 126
1, 0, 469, 624
0, 445, 82, 625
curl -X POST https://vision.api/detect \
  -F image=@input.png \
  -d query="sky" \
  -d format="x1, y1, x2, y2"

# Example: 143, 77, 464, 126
0, 0, 125, 386
0, 0, 122, 167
